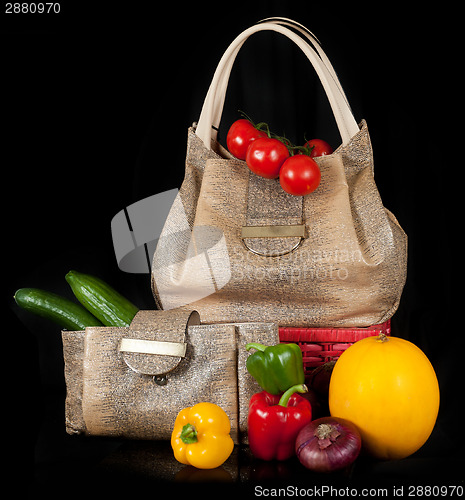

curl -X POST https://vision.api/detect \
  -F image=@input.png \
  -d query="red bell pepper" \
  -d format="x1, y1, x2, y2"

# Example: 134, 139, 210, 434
248, 384, 312, 461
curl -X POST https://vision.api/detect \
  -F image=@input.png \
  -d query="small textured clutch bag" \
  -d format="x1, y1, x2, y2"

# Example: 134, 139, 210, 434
62, 308, 278, 443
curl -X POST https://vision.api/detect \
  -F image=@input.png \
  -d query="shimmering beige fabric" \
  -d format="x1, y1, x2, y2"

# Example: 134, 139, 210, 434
61, 311, 278, 443
152, 121, 407, 327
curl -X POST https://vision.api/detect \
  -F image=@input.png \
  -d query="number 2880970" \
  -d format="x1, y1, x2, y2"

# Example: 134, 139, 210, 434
5, 3, 60, 13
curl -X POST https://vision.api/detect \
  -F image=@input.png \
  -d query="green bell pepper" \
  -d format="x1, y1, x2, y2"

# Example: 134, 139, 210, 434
245, 342, 305, 395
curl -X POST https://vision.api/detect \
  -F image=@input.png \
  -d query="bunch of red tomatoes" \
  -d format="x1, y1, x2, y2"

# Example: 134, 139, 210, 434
226, 115, 333, 196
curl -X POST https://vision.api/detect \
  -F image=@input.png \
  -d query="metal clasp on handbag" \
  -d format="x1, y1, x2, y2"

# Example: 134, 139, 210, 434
119, 338, 187, 357
241, 224, 307, 256
241, 225, 306, 239
118, 337, 187, 382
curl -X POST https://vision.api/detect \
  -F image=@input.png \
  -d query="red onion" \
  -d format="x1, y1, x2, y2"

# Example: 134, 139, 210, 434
295, 417, 361, 473
307, 361, 336, 395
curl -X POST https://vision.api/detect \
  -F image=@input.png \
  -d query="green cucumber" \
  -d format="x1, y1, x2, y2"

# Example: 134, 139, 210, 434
65, 270, 139, 327
14, 288, 103, 330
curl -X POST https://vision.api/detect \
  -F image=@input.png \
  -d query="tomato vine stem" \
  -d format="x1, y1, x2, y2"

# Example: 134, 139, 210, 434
237, 110, 314, 157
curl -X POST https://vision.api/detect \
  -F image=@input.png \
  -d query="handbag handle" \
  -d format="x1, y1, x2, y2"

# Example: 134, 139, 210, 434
195, 21, 359, 148
198, 21, 357, 146
256, 17, 352, 112
210, 18, 353, 142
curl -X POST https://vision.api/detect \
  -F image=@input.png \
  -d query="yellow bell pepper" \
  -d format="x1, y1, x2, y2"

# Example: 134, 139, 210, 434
171, 402, 234, 469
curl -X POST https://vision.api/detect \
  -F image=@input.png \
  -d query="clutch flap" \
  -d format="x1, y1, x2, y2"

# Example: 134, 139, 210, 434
119, 308, 200, 376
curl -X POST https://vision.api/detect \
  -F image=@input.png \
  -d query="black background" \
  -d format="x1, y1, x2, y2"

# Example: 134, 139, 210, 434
3, 1, 463, 496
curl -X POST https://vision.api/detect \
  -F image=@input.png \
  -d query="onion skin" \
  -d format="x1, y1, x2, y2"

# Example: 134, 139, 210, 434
295, 417, 362, 473
307, 361, 336, 396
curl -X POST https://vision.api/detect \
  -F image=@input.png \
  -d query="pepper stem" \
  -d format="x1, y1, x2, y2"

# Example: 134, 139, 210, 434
278, 384, 308, 407
245, 342, 267, 352
180, 423, 198, 444
376, 333, 389, 343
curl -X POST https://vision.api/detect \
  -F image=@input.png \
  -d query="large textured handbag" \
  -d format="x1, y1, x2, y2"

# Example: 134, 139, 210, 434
151, 18, 407, 327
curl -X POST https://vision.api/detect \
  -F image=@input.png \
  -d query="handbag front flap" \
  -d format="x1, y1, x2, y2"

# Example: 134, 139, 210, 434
119, 309, 199, 376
